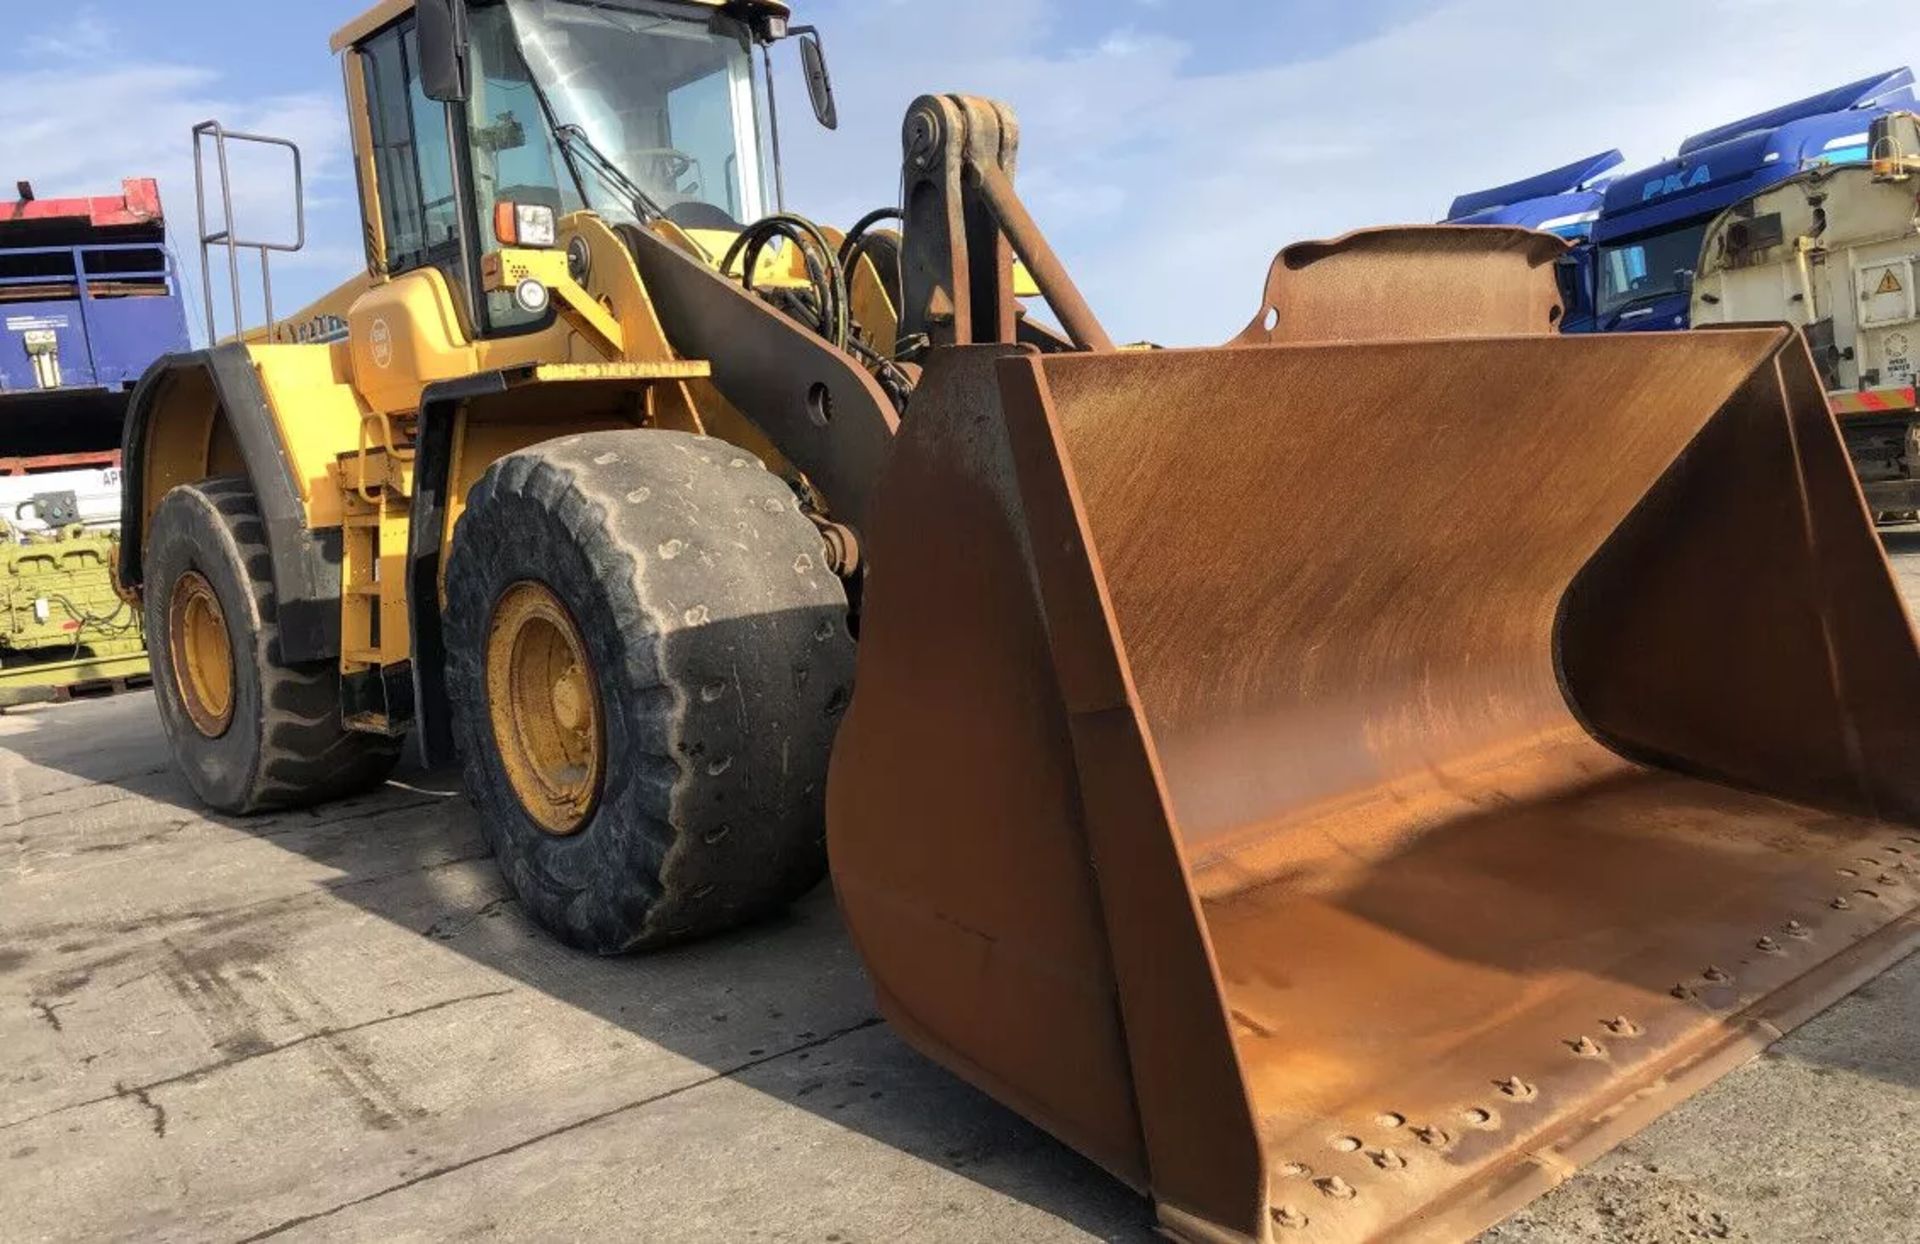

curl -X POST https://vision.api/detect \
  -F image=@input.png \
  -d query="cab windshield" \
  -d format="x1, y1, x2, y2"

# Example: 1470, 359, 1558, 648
467, 0, 771, 230
1595, 221, 1708, 320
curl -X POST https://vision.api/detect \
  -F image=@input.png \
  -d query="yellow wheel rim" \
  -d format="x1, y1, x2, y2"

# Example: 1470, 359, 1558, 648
486, 581, 604, 836
168, 570, 235, 738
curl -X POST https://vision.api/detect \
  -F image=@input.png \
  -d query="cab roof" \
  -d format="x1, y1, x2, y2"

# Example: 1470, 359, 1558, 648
1446, 150, 1624, 222
331, 0, 793, 53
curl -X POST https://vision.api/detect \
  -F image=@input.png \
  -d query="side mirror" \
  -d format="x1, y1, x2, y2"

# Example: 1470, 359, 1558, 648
1554, 256, 1581, 310
418, 0, 471, 103
793, 27, 838, 131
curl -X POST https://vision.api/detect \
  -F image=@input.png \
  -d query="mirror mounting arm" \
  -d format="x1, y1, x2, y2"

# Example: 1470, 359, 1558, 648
761, 42, 786, 212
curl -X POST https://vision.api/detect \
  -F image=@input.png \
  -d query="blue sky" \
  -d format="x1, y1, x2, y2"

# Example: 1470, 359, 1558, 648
6, 0, 1917, 343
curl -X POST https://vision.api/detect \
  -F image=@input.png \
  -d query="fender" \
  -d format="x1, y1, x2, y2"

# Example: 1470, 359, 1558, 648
120, 344, 343, 664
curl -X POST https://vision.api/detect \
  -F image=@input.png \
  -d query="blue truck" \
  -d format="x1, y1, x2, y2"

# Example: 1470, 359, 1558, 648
1445, 149, 1626, 240
1590, 68, 1914, 333
1446, 150, 1625, 331
1448, 68, 1916, 335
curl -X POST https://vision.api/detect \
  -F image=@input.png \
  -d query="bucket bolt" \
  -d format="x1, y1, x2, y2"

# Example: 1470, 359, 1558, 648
1411, 1125, 1453, 1150
1271, 1205, 1310, 1230
1831, 895, 1853, 911
1496, 1076, 1538, 1101
1702, 966, 1732, 984
1755, 935, 1785, 955
1314, 1175, 1358, 1201
1602, 1015, 1642, 1038
1568, 1035, 1606, 1058
1671, 983, 1697, 1000
1368, 1147, 1408, 1171
1784, 919, 1812, 940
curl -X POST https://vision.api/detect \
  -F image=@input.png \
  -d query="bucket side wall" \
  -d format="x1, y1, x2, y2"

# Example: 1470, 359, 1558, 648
826, 346, 1150, 1190
1561, 337, 1920, 823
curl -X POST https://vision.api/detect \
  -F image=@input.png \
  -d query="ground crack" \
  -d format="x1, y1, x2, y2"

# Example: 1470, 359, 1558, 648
114, 1081, 167, 1138
0, 988, 514, 1134
233, 1015, 886, 1240
424, 896, 517, 941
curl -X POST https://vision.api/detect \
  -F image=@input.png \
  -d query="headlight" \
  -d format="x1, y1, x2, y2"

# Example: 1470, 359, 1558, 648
492, 201, 557, 248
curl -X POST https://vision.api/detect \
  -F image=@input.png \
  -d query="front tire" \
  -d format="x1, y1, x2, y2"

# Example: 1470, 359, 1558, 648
444, 431, 855, 953
143, 477, 399, 813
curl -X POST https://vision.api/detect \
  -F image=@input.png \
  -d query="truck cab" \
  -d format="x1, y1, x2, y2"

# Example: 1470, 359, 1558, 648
1587, 67, 1915, 333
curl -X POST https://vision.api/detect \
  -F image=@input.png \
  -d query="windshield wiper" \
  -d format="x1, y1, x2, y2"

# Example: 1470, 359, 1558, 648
1603, 288, 1682, 322
553, 122, 668, 226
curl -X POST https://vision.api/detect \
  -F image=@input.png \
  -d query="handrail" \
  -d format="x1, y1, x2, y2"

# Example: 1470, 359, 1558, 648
191, 119, 306, 342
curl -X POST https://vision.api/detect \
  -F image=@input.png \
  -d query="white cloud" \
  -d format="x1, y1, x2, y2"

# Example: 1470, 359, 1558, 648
20, 10, 114, 61
0, 48, 354, 343
780, 0, 1920, 344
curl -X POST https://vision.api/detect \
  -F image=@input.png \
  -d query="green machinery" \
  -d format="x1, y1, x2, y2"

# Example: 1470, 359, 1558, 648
1, 516, 145, 707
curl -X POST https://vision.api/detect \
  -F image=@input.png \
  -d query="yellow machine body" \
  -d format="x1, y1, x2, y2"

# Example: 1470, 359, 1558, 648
125, 0, 895, 724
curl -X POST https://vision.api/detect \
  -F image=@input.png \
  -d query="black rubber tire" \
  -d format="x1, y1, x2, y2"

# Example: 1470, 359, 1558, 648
444, 430, 855, 953
143, 477, 400, 813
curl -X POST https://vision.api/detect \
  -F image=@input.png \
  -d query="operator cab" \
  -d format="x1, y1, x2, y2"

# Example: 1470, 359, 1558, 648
328, 0, 834, 339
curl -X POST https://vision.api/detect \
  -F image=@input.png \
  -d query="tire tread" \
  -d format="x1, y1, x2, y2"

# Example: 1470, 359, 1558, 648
445, 431, 854, 953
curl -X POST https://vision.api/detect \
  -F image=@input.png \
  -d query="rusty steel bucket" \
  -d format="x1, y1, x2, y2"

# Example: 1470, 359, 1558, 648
827, 327, 1920, 1242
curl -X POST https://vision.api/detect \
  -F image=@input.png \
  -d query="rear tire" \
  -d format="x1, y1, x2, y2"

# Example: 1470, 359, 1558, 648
143, 477, 400, 813
444, 430, 855, 953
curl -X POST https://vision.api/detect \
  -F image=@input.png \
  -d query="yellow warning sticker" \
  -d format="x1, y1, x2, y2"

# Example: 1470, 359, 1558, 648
1876, 268, 1905, 295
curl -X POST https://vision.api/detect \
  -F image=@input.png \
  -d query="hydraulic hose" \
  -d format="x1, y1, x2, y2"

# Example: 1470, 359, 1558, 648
722, 214, 850, 351
837, 206, 903, 270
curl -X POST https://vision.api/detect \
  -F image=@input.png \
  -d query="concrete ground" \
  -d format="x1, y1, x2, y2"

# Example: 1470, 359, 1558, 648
5, 542, 1920, 1243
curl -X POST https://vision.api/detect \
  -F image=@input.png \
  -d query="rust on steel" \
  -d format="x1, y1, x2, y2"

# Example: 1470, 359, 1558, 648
898, 93, 1116, 354
899, 94, 1021, 349
1232, 225, 1569, 345
828, 326, 1920, 1243
974, 163, 1115, 353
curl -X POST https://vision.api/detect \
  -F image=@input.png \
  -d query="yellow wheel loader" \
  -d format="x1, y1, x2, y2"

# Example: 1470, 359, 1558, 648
119, 2, 1920, 1240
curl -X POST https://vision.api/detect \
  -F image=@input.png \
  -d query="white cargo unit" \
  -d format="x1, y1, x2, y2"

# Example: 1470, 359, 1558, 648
1692, 111, 1920, 513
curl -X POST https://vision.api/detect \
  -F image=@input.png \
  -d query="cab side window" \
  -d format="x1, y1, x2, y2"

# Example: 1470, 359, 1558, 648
360, 22, 460, 277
